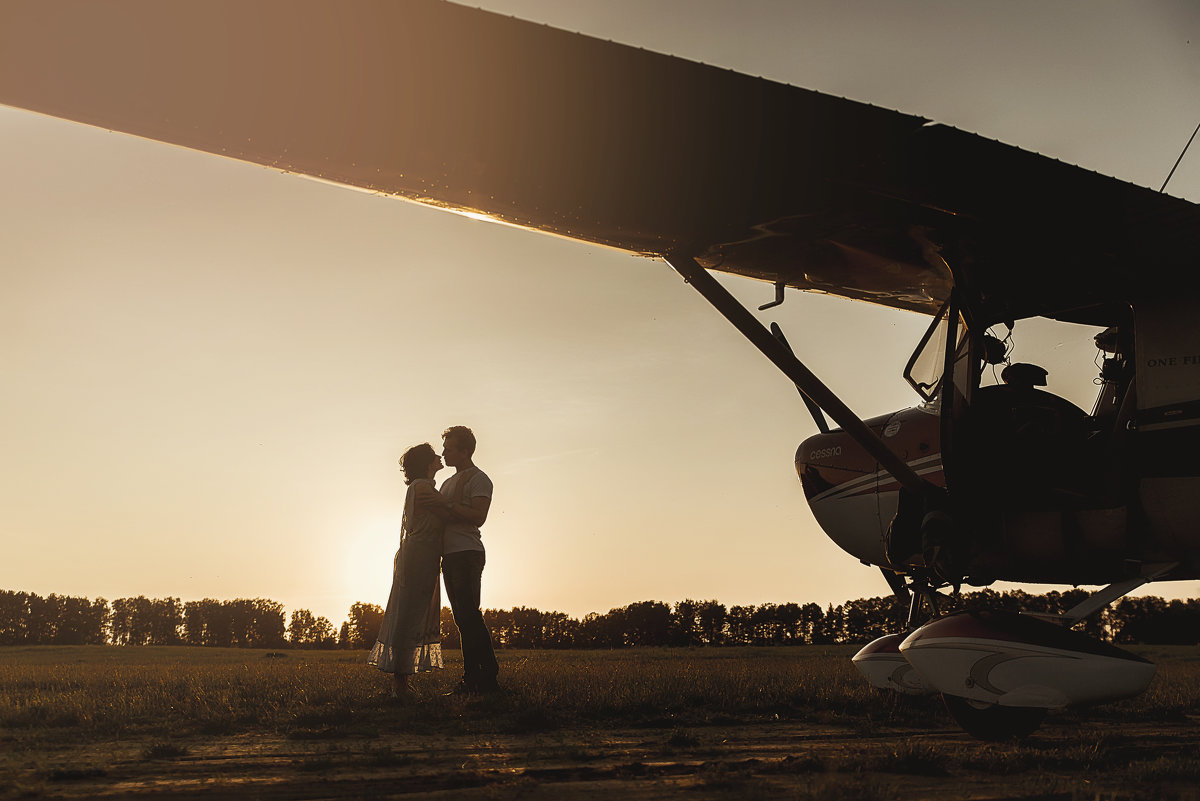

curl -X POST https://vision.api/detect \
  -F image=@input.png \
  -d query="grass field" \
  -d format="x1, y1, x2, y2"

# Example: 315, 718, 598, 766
2, 645, 1199, 799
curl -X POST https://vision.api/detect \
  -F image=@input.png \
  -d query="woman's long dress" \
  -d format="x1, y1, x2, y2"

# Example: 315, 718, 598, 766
367, 478, 444, 674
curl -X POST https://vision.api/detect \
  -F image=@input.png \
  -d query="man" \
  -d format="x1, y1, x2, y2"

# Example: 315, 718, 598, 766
436, 425, 500, 694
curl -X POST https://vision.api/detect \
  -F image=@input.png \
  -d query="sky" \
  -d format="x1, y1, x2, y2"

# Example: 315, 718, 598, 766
3, 1, 1200, 626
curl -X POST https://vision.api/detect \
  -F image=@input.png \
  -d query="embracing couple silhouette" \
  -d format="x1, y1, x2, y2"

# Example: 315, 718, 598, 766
367, 426, 500, 701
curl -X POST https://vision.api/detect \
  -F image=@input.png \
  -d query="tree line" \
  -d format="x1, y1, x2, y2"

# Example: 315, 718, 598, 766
2, 588, 1197, 649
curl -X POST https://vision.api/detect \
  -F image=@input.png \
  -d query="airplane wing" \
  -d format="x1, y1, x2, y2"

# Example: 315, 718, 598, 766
3, 0, 1197, 326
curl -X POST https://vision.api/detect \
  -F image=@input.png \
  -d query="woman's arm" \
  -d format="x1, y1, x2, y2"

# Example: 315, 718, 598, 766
413, 483, 452, 519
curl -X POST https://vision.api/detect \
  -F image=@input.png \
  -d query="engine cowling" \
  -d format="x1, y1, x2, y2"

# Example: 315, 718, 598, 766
851, 632, 934, 695
898, 610, 1155, 709
795, 405, 942, 567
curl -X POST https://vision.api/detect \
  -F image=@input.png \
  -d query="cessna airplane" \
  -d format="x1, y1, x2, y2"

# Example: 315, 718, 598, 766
3, 0, 1198, 738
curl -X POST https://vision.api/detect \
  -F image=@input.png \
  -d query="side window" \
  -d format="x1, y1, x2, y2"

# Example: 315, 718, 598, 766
947, 310, 975, 405
904, 300, 950, 401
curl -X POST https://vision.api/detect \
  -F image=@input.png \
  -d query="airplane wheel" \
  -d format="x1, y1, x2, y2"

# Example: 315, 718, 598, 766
942, 694, 1046, 740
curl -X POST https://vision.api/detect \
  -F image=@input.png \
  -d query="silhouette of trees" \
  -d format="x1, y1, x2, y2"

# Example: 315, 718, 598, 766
669, 599, 701, 646
1113, 597, 1200, 644
577, 611, 617, 648
662, 599, 729, 646
731, 602, 827, 645
310, 616, 337, 647
288, 608, 316, 645
52, 594, 109, 644
463, 592, 1197, 649
183, 599, 227, 646
346, 602, 384, 648
239, 599, 286, 648
2, 588, 1198, 648
288, 609, 338, 648
180, 598, 286, 647
5, 592, 110, 644
796, 602, 825, 643
481, 607, 576, 648
549, 611, 580, 646
696, 601, 728, 645
561, 601, 670, 648
68, 597, 110, 645
837, 596, 906, 643
110, 596, 183, 645
28, 594, 74, 644
0, 591, 32, 644
727, 604, 754, 645
622, 601, 672, 647
487, 606, 569, 648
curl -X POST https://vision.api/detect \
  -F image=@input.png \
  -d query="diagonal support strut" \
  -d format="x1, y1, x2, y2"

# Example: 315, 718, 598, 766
666, 254, 928, 495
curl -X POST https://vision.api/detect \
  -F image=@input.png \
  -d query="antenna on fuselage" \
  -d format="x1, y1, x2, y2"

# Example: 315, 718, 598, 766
1159, 118, 1200, 194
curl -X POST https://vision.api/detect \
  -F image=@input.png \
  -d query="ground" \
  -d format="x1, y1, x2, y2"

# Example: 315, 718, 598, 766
3, 646, 1198, 799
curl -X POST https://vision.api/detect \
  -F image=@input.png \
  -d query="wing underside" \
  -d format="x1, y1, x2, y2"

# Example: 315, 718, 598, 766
3, 0, 1198, 324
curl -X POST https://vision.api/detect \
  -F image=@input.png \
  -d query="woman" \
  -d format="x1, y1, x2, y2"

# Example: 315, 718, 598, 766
368, 442, 445, 699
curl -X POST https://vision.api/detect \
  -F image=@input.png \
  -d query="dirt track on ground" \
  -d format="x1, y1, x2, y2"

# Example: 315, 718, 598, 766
19, 717, 1200, 800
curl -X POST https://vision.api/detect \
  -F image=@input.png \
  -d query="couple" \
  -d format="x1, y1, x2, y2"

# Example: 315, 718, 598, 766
367, 426, 500, 700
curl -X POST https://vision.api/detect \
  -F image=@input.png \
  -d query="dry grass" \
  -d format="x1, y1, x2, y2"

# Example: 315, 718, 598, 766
0, 645, 902, 741
1, 644, 1198, 799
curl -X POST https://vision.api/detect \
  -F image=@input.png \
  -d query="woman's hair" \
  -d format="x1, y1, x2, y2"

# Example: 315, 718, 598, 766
399, 442, 438, 484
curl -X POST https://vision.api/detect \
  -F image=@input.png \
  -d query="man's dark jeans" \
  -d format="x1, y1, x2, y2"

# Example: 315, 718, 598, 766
442, 549, 498, 687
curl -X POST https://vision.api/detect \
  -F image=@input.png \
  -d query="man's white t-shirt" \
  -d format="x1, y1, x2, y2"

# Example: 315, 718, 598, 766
440, 468, 493, 554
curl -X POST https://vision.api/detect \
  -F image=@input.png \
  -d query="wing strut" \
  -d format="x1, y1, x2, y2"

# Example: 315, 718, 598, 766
1058, 562, 1180, 625
666, 255, 928, 494
770, 322, 830, 434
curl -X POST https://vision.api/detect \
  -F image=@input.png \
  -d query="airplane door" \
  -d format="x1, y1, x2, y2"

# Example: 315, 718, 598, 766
938, 299, 977, 496
900, 293, 975, 492
1134, 297, 1200, 558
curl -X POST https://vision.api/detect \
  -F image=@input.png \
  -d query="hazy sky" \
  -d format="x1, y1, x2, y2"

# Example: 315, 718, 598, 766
3, 1, 1199, 626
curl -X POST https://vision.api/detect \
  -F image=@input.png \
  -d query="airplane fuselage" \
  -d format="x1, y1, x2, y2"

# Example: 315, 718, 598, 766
796, 400, 1200, 587
796, 404, 942, 568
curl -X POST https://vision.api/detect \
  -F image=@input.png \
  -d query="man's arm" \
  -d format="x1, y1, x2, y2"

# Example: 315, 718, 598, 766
447, 495, 491, 527
414, 484, 489, 525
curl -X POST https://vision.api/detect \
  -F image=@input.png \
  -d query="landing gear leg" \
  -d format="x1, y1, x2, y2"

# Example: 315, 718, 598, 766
942, 694, 1046, 740
905, 577, 941, 629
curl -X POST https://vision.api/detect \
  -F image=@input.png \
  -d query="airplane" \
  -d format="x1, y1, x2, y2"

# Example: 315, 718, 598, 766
3, 0, 1198, 739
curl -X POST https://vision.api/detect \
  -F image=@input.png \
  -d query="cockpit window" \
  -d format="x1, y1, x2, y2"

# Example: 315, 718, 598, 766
904, 299, 950, 401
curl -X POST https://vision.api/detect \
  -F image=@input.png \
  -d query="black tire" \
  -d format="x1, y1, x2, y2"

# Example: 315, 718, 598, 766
942, 694, 1046, 740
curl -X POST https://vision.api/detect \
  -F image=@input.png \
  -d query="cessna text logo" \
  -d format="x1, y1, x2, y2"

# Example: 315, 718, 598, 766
809, 446, 843, 460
